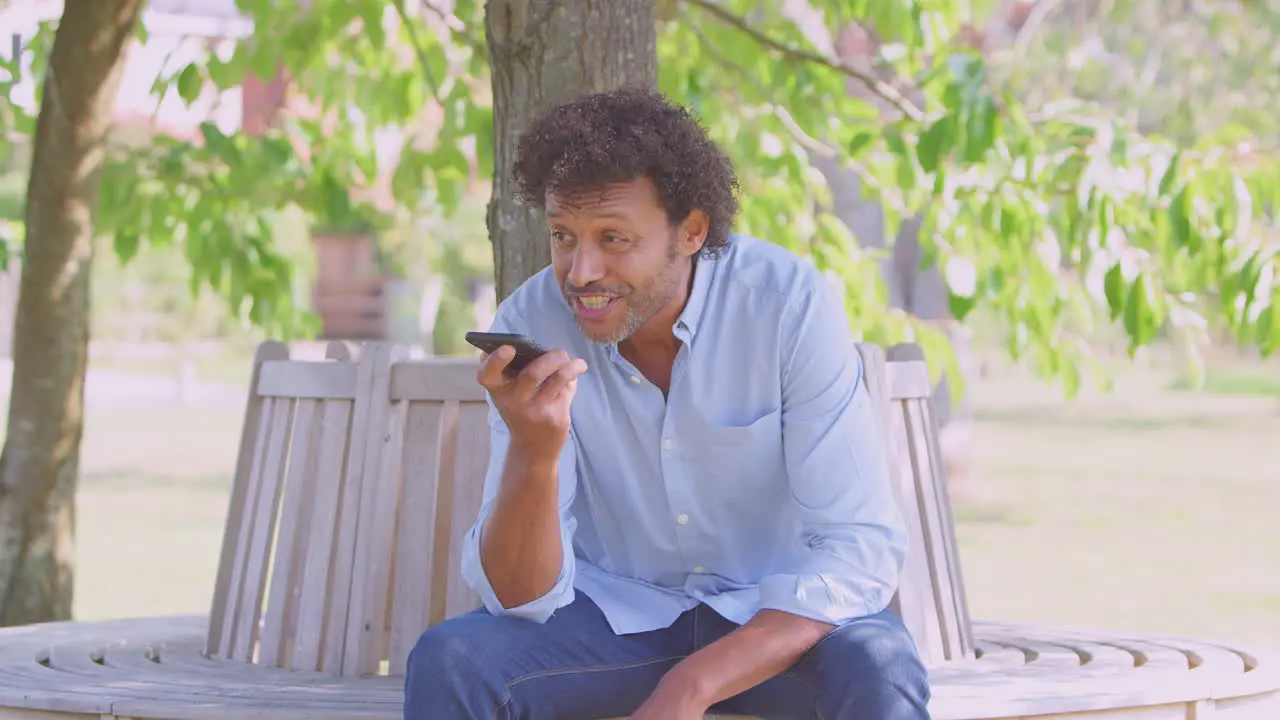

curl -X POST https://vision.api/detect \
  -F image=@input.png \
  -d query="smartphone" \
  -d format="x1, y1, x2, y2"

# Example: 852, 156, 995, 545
464, 331, 550, 376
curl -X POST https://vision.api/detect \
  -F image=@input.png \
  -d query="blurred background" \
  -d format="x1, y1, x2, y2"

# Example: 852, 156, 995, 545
0, 0, 1276, 656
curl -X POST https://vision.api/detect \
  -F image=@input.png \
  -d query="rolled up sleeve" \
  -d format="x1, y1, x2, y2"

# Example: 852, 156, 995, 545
757, 272, 908, 626
457, 310, 579, 623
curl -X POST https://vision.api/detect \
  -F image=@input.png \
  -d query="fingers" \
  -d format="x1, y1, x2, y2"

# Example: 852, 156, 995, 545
510, 349, 572, 397
476, 347, 586, 402
476, 345, 516, 390
532, 358, 588, 403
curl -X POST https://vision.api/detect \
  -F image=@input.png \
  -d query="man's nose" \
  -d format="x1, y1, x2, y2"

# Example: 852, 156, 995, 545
567, 245, 605, 288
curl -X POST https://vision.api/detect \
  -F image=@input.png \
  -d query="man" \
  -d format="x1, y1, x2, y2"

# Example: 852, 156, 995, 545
404, 87, 930, 719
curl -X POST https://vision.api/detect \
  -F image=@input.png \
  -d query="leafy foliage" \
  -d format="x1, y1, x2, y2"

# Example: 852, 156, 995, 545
664, 0, 1280, 397
2, 0, 1277, 395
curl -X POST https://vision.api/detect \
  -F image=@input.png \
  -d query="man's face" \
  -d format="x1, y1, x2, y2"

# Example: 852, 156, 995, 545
547, 176, 704, 345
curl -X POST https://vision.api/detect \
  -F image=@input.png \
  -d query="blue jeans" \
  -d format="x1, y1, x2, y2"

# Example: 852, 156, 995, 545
404, 593, 930, 719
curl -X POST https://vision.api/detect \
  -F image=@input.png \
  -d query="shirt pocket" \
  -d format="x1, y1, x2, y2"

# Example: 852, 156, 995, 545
685, 408, 792, 553
687, 408, 787, 491
701, 407, 782, 445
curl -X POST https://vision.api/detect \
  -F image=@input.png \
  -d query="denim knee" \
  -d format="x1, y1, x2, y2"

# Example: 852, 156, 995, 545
810, 611, 931, 719
404, 615, 507, 718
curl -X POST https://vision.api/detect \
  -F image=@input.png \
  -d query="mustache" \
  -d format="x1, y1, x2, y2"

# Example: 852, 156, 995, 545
564, 283, 628, 296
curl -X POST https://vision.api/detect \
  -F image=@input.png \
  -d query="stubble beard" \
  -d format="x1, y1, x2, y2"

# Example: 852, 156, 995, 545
574, 236, 685, 347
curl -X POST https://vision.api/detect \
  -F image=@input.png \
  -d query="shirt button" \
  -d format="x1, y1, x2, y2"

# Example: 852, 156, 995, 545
662, 438, 674, 451
693, 565, 705, 573
676, 513, 690, 525
691, 589, 704, 599
630, 375, 642, 384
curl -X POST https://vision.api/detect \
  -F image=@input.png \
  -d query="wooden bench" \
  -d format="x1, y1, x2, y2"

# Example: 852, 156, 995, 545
0, 340, 1276, 720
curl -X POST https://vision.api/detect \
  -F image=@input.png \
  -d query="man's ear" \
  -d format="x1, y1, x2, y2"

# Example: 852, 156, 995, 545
679, 209, 710, 256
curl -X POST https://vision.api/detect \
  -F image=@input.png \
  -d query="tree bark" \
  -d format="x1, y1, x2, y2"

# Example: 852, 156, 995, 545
485, 0, 657, 300
0, 0, 144, 626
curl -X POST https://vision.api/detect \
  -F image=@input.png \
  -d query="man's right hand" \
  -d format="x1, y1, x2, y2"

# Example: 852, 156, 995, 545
477, 345, 588, 460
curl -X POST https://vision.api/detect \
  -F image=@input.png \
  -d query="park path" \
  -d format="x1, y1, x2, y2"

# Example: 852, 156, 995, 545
0, 358, 246, 412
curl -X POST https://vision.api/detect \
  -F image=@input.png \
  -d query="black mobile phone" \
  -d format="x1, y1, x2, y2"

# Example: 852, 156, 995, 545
464, 331, 550, 375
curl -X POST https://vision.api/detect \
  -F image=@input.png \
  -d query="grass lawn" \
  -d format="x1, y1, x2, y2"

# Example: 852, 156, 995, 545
955, 360, 1280, 651
67, 349, 1280, 653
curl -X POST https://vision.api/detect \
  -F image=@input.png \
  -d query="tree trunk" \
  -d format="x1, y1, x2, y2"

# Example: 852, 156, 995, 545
485, 0, 657, 300
0, 0, 144, 627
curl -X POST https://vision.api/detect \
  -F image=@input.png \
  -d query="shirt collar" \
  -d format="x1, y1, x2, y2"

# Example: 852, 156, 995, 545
674, 252, 716, 340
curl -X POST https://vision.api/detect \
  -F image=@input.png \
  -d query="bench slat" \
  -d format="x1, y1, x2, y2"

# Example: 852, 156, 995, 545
350, 392, 409, 676
888, 399, 947, 664
863, 344, 939, 663
257, 360, 360, 400
232, 397, 295, 662
427, 402, 462, 627
343, 344, 408, 676
886, 358, 933, 401
390, 359, 486, 403
320, 346, 382, 674
902, 398, 968, 662
387, 402, 449, 676
259, 397, 321, 667
214, 397, 277, 659
290, 397, 355, 672
207, 342, 289, 657
916, 393, 976, 657
442, 402, 490, 620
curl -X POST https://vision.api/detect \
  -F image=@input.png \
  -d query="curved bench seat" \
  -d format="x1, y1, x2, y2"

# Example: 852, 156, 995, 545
0, 617, 1275, 720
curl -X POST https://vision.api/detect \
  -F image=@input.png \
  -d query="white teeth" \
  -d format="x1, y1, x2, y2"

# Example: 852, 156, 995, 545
579, 296, 612, 310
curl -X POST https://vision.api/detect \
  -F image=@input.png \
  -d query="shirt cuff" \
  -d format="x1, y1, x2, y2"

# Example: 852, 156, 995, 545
757, 571, 884, 627
459, 513, 577, 624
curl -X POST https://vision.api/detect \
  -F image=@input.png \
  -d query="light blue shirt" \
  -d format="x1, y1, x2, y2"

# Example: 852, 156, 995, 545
459, 234, 908, 635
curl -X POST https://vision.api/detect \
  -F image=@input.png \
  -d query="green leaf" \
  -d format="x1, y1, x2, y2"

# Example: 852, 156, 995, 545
917, 115, 955, 174
1157, 151, 1180, 197
199, 123, 240, 164
1168, 185, 1194, 249
113, 230, 141, 263
207, 51, 251, 90
1123, 273, 1159, 351
1105, 262, 1129, 321
847, 131, 876, 157
391, 146, 430, 208
425, 41, 450, 92
961, 97, 999, 163
249, 42, 280, 83
435, 168, 466, 214
177, 64, 203, 105
1260, 299, 1279, 358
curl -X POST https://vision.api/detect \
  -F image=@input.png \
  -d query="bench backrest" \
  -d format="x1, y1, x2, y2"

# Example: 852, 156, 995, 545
206, 340, 972, 677
880, 344, 974, 664
207, 340, 372, 672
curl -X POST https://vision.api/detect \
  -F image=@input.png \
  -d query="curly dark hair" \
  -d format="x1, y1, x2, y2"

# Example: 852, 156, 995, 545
512, 86, 740, 257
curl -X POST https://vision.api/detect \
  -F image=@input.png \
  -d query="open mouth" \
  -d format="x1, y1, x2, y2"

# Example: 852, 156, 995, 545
572, 294, 619, 319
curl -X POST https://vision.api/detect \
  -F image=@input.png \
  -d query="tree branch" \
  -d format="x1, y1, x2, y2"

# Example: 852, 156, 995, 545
689, 25, 912, 219
393, 0, 441, 97
420, 0, 487, 55
685, 0, 925, 123
1012, 0, 1068, 55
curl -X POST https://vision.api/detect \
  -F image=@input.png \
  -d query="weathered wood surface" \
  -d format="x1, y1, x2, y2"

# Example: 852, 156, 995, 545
0, 615, 1276, 719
